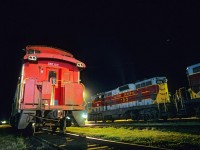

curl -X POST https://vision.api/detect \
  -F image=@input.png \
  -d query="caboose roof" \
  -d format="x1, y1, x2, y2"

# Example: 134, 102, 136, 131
24, 45, 86, 68
26, 45, 73, 57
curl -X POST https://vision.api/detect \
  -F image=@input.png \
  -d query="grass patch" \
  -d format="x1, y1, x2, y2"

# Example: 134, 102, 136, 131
66, 127, 200, 149
0, 125, 26, 150
0, 135, 26, 150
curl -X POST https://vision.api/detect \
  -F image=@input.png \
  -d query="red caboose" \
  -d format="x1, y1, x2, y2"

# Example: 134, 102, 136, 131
10, 45, 86, 133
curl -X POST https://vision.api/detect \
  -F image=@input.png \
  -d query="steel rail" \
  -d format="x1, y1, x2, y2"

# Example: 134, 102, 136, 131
32, 131, 170, 150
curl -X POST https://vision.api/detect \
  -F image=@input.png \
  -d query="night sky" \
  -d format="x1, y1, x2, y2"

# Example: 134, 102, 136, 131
1, 1, 200, 120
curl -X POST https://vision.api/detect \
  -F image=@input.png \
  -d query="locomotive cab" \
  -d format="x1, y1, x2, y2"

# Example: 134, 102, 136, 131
186, 63, 200, 117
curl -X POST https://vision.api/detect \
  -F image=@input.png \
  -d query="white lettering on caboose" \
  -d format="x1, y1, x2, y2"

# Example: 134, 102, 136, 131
48, 62, 59, 66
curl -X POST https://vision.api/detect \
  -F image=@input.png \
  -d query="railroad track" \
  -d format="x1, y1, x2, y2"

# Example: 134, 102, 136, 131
86, 118, 200, 129
32, 131, 168, 150
29, 118, 200, 149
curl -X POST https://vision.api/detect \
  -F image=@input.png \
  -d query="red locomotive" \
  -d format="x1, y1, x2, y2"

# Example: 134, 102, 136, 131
88, 77, 170, 122
10, 45, 86, 133
88, 63, 200, 122
186, 63, 200, 116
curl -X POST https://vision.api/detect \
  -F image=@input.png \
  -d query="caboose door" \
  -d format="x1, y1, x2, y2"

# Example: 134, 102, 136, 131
46, 68, 61, 106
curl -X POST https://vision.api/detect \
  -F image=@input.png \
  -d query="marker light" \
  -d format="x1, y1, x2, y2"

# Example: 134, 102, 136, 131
76, 62, 84, 68
28, 55, 37, 61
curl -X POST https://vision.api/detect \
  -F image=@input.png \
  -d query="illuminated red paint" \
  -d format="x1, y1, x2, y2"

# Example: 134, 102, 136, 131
20, 45, 86, 110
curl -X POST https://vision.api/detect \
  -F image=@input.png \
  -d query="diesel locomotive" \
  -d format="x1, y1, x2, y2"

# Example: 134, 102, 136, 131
10, 45, 86, 133
87, 63, 200, 122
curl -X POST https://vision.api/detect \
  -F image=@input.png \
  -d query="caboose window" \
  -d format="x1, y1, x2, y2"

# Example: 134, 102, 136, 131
193, 66, 200, 73
28, 49, 41, 54
48, 71, 57, 81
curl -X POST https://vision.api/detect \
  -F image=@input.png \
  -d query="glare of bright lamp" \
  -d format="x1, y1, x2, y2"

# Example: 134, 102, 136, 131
82, 113, 87, 119
1, 120, 7, 124
83, 89, 91, 100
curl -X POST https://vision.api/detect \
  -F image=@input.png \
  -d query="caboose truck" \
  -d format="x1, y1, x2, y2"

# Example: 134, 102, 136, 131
10, 45, 86, 134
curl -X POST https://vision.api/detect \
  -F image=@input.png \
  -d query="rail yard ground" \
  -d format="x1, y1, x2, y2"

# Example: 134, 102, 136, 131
0, 124, 200, 149
66, 126, 200, 150
0, 125, 44, 150
0, 125, 26, 150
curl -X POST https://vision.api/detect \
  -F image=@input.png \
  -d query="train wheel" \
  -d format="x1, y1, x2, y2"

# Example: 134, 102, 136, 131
162, 116, 168, 121
12, 114, 20, 129
23, 123, 34, 136
143, 115, 148, 122
52, 126, 57, 133
150, 109, 159, 121
196, 106, 200, 118
102, 118, 106, 123
135, 116, 139, 122
132, 115, 140, 122
152, 113, 159, 121
94, 118, 97, 123
9, 116, 14, 127
59, 118, 66, 134
33, 123, 40, 133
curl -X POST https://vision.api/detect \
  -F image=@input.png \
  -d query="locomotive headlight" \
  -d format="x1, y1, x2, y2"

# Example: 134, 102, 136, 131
82, 113, 87, 119
1, 120, 7, 124
66, 116, 70, 120
32, 123, 35, 128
